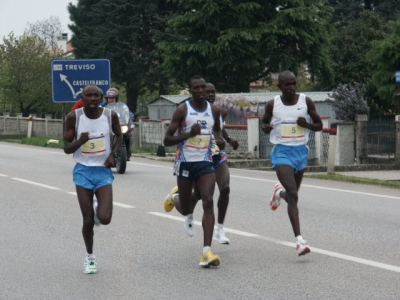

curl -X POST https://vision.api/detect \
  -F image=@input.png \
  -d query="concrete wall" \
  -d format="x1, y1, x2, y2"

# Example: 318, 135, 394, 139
1, 116, 63, 139
335, 122, 355, 166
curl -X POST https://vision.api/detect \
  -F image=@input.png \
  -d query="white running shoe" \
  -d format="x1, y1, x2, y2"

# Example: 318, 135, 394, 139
296, 240, 311, 256
93, 195, 100, 226
214, 228, 230, 244
83, 257, 97, 274
270, 183, 283, 211
184, 216, 195, 237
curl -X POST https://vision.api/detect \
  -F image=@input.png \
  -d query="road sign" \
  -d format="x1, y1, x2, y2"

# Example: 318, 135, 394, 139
51, 59, 111, 103
396, 71, 400, 83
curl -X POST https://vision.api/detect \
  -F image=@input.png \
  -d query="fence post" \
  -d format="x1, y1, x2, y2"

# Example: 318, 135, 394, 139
327, 123, 337, 174
314, 131, 323, 166
336, 121, 356, 166
27, 115, 33, 138
3, 112, 10, 133
355, 114, 368, 165
396, 115, 400, 166
246, 116, 260, 158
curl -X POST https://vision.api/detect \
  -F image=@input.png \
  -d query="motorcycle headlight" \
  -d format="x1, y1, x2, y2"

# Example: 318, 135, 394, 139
121, 125, 129, 133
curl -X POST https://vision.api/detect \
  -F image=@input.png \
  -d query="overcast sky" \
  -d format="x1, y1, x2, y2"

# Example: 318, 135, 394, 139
0, 0, 78, 41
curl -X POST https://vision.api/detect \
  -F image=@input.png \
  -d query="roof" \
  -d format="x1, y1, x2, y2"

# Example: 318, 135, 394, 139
149, 95, 191, 105
216, 92, 333, 104
150, 92, 333, 105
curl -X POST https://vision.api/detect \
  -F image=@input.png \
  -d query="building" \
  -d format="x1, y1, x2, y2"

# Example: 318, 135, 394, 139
148, 92, 336, 124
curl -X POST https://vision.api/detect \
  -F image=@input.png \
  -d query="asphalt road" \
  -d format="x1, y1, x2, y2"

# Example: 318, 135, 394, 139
1, 142, 399, 300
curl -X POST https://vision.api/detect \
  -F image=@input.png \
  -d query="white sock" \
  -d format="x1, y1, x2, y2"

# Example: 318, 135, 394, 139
276, 188, 283, 199
172, 193, 179, 204
186, 213, 193, 220
203, 246, 211, 254
296, 235, 305, 244
87, 253, 95, 260
217, 223, 224, 231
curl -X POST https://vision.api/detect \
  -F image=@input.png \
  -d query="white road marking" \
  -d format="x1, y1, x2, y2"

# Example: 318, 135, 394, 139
114, 202, 135, 208
11, 177, 60, 190
148, 211, 400, 274
0, 174, 8, 177
231, 175, 400, 200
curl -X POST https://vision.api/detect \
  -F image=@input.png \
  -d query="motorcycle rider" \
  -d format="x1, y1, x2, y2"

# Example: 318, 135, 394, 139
104, 88, 133, 161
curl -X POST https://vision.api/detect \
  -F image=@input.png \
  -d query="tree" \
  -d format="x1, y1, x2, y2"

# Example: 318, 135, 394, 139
328, 0, 400, 25
367, 19, 400, 113
329, 82, 369, 121
26, 16, 64, 50
0, 34, 56, 116
159, 0, 334, 93
374, 0, 400, 21
68, 0, 174, 113
330, 11, 389, 86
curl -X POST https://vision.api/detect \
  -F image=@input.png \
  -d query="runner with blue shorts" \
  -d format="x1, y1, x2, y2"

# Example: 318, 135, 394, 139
64, 85, 123, 274
261, 71, 322, 257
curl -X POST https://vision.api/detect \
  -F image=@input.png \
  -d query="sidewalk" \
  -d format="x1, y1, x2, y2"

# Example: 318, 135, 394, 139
334, 170, 400, 181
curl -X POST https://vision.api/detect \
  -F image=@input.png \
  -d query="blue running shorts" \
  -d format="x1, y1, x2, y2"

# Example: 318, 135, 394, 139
73, 163, 114, 192
271, 144, 309, 174
173, 161, 215, 181
212, 152, 228, 169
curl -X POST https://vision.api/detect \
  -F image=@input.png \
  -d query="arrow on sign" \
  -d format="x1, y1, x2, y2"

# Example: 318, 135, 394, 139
60, 74, 82, 98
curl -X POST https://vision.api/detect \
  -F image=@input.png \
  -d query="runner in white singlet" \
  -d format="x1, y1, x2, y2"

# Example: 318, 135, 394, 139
64, 85, 123, 274
261, 71, 323, 257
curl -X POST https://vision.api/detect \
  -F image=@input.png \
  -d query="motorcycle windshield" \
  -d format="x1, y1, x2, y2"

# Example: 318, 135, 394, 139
106, 102, 130, 126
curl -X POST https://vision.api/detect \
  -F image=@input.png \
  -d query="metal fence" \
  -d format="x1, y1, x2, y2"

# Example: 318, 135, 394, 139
366, 115, 396, 158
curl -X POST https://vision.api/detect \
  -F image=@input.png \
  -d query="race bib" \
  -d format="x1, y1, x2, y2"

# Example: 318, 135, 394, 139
82, 133, 106, 156
186, 134, 211, 150
281, 121, 305, 139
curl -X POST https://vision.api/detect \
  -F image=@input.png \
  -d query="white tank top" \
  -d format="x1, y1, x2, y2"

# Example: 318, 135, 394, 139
73, 108, 113, 166
269, 93, 311, 146
175, 100, 214, 162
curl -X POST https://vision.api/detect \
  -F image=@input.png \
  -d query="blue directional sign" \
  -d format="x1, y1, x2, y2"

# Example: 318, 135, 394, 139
51, 59, 111, 103
396, 71, 400, 83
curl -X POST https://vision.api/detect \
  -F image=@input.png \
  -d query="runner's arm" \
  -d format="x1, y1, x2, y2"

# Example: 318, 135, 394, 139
63, 111, 89, 154
261, 100, 274, 134
297, 97, 322, 132
163, 104, 198, 146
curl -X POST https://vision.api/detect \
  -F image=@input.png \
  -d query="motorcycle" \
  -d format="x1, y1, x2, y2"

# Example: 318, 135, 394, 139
106, 102, 135, 174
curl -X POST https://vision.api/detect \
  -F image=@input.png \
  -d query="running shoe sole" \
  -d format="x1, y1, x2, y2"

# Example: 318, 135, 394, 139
297, 245, 311, 256
164, 186, 178, 212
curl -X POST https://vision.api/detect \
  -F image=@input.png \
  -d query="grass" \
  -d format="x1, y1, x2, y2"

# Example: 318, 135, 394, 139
304, 173, 400, 189
2, 137, 64, 149
132, 146, 157, 154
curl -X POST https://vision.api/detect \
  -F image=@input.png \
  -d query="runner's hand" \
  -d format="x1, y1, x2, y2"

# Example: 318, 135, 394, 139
297, 117, 309, 129
230, 140, 239, 150
189, 124, 201, 137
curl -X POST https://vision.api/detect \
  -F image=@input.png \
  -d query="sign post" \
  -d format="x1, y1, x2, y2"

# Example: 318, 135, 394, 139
51, 59, 111, 103
396, 71, 400, 113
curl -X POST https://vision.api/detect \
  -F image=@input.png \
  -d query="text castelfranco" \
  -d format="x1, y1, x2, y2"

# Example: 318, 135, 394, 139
73, 80, 109, 86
